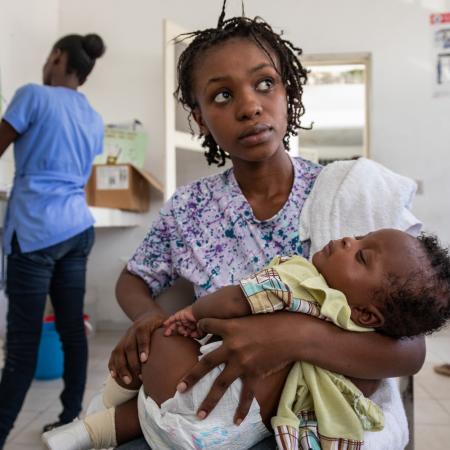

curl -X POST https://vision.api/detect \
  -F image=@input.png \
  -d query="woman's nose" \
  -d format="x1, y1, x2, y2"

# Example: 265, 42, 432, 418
236, 92, 262, 120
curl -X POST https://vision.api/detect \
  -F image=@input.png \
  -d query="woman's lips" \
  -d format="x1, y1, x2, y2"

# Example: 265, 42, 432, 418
238, 124, 272, 146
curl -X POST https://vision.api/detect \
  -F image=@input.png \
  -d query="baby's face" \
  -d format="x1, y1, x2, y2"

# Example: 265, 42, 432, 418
312, 229, 423, 308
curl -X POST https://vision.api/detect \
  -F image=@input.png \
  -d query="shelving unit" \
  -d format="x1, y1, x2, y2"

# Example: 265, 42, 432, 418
89, 206, 142, 228
174, 131, 203, 153
0, 200, 141, 229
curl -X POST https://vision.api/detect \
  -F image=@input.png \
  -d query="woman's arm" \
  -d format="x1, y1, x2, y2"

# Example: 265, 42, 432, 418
0, 120, 18, 158
115, 267, 165, 321
109, 268, 168, 384
290, 314, 425, 377
177, 312, 425, 422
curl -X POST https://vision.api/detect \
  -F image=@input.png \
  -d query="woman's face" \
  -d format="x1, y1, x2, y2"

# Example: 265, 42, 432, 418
191, 37, 288, 164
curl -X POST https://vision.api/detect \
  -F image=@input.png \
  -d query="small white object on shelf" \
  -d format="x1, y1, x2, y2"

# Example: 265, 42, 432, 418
90, 206, 142, 228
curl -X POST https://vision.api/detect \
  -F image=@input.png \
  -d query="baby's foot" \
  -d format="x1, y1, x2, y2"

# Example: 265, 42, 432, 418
42, 419, 92, 450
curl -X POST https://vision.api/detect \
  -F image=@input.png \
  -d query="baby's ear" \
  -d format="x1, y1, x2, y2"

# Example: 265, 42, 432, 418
350, 305, 385, 329
192, 107, 210, 136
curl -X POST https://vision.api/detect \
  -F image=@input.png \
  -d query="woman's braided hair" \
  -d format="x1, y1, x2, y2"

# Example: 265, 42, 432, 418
175, 1, 309, 166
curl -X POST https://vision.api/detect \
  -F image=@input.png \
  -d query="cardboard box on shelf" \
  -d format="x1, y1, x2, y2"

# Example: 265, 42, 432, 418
85, 164, 164, 212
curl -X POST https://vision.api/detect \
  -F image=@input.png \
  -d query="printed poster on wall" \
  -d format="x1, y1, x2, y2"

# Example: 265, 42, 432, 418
430, 12, 450, 97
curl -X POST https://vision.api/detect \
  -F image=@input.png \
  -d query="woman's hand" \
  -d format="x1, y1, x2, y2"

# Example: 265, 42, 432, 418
175, 311, 425, 423
108, 310, 168, 385
176, 314, 294, 424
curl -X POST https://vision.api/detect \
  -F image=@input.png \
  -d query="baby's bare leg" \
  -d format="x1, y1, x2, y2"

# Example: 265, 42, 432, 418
140, 328, 292, 429
253, 365, 292, 428
141, 328, 201, 405
113, 329, 200, 444
114, 397, 142, 444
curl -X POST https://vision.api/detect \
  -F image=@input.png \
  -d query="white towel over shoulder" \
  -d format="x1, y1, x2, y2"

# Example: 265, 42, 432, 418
299, 157, 422, 256
299, 157, 422, 450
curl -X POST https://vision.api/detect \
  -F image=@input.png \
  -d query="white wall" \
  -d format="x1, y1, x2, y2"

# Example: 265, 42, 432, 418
0, 0, 60, 187
2, 0, 450, 327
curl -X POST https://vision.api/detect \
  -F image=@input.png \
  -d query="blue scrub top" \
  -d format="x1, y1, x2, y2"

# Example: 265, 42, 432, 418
2, 83, 104, 254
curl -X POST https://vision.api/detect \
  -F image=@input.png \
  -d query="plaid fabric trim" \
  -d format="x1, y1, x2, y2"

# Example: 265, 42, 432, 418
240, 266, 326, 319
274, 412, 365, 450
274, 425, 300, 450
289, 297, 324, 318
240, 267, 293, 314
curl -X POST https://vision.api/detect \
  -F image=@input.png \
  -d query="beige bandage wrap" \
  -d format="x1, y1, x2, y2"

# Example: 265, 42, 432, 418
84, 407, 117, 449
103, 375, 139, 408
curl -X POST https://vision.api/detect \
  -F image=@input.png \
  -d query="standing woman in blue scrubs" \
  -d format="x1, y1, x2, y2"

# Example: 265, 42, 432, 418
0, 33, 105, 447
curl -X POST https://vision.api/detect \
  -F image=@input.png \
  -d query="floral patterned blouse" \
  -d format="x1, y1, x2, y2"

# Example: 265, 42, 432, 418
128, 157, 322, 299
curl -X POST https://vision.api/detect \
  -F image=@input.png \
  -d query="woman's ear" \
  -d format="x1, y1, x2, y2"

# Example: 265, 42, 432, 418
350, 305, 385, 329
51, 48, 63, 65
193, 107, 209, 136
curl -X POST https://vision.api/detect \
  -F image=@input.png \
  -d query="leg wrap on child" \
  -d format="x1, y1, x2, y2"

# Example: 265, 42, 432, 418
84, 408, 117, 449
103, 375, 139, 408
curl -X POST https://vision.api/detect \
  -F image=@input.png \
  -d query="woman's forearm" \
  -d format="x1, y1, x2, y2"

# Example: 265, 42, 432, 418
115, 268, 164, 321
0, 120, 19, 158
268, 312, 426, 379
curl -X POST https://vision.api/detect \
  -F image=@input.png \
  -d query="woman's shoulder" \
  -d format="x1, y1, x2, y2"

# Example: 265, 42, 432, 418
13, 84, 70, 111
290, 156, 323, 195
12, 83, 46, 100
166, 169, 234, 215
292, 156, 322, 177
169, 168, 233, 206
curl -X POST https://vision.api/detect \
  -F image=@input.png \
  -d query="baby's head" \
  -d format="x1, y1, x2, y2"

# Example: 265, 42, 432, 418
312, 229, 450, 339
175, 2, 309, 166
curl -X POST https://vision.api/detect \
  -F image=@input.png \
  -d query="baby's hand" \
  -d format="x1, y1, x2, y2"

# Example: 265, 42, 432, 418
163, 306, 203, 338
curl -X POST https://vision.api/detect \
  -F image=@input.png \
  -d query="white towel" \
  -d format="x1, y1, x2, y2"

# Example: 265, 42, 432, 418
299, 157, 421, 450
364, 378, 409, 450
299, 157, 422, 255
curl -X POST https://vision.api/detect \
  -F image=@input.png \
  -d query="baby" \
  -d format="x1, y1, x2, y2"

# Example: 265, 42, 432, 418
43, 228, 450, 450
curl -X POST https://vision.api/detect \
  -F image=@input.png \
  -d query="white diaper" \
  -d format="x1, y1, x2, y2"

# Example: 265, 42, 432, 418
137, 340, 270, 450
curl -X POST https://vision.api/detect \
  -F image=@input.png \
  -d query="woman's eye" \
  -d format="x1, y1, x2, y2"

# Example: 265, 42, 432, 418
256, 79, 273, 92
213, 91, 231, 103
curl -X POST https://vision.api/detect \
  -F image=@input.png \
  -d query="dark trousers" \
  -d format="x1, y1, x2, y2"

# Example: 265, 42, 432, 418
0, 227, 94, 447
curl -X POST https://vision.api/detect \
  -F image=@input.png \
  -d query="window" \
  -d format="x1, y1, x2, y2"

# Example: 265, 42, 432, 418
298, 54, 371, 165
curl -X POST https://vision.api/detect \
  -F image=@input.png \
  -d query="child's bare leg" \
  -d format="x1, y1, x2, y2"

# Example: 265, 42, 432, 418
43, 331, 200, 450
141, 328, 201, 405
114, 328, 200, 444
114, 397, 142, 444
253, 365, 292, 428
140, 328, 291, 430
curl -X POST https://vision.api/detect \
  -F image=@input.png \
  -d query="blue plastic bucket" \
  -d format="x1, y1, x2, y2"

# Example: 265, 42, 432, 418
34, 316, 64, 380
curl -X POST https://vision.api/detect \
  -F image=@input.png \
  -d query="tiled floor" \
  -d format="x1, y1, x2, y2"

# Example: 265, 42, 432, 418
3, 327, 450, 450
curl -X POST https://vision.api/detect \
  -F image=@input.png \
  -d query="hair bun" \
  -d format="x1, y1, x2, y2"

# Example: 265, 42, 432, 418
82, 34, 106, 59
